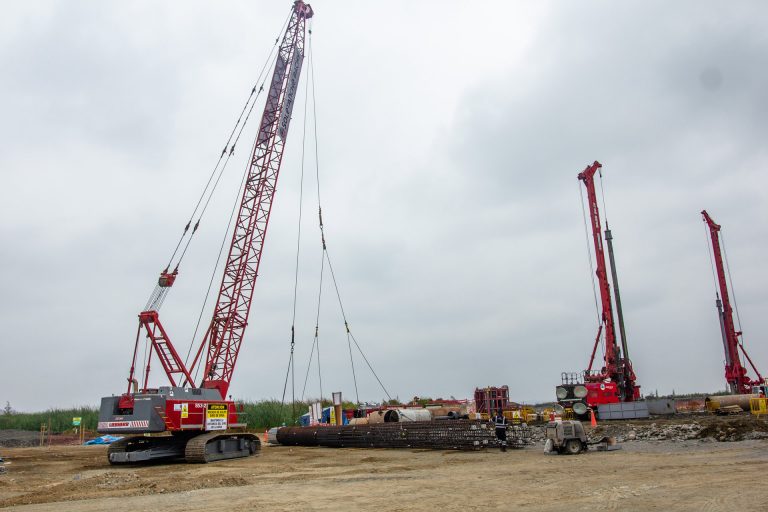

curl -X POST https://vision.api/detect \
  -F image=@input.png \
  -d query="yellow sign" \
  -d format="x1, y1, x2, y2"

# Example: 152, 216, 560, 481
72, 417, 82, 426
206, 404, 228, 431
181, 403, 189, 419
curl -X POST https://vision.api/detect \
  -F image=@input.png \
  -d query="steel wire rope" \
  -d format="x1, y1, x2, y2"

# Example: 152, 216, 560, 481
178, 24, 297, 379
307, 31, 363, 404
318, 30, 393, 404
703, 223, 720, 296
280, 35, 313, 422
578, 181, 605, 368
180, 48, 284, 380
164, 10, 292, 272
578, 183, 602, 326
597, 170, 613, 364
296, 25, 393, 406
597, 166, 610, 225
144, 12, 291, 317
172, 45, 285, 271
297, 25, 328, 406
140, 334, 150, 390
721, 233, 749, 359
703, 220, 731, 371
300, 247, 325, 402
184, 162, 250, 384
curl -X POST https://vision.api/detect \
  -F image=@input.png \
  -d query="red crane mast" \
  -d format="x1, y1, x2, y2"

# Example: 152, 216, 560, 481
577, 161, 639, 404
701, 210, 763, 394
97, 1, 314, 464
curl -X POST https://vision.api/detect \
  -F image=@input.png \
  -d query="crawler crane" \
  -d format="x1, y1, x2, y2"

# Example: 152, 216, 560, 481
97, 0, 314, 463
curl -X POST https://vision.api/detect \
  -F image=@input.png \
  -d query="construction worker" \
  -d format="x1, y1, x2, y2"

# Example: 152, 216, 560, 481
492, 409, 508, 452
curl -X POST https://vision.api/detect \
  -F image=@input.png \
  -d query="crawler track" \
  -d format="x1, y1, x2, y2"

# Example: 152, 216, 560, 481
184, 432, 260, 463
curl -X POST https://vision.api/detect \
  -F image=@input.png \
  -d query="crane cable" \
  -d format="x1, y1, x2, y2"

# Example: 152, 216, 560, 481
299, 249, 325, 402
597, 168, 611, 365
280, 23, 313, 421
703, 223, 720, 295
721, 232, 749, 360
169, 10, 292, 273
177, 10, 293, 379
702, 222, 730, 368
578, 182, 602, 333
292, 27, 393, 406
598, 167, 610, 226
702, 222, 747, 367
143, 9, 293, 316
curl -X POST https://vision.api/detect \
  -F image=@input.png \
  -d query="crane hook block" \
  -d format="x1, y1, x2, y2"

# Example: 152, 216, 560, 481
158, 269, 178, 288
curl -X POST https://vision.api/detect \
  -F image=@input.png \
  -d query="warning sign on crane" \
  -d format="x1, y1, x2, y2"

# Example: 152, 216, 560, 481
205, 404, 228, 431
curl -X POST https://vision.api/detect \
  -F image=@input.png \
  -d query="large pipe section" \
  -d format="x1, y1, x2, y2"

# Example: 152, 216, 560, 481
705, 394, 758, 411
367, 408, 433, 424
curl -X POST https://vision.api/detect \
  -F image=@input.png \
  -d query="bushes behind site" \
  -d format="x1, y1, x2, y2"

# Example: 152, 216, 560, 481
0, 400, 352, 433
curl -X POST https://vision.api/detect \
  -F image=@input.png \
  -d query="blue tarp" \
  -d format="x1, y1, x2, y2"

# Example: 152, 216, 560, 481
299, 406, 349, 426
84, 435, 123, 445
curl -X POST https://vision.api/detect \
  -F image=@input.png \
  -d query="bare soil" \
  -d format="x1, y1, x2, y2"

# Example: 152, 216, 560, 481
1, 417, 767, 511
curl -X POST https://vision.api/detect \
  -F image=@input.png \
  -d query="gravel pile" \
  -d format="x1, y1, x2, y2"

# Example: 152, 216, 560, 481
0, 430, 41, 448
527, 417, 768, 445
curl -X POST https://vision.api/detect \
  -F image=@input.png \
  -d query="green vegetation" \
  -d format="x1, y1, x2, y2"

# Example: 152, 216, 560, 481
0, 399, 362, 433
0, 406, 99, 433
239, 400, 309, 430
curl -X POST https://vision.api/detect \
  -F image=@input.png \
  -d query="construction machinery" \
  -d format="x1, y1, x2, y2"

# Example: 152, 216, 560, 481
543, 420, 620, 455
701, 210, 765, 395
97, 0, 314, 464
544, 420, 588, 454
557, 161, 640, 416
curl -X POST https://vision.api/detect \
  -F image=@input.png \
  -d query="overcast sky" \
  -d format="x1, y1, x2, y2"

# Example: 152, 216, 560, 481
1, 1, 767, 411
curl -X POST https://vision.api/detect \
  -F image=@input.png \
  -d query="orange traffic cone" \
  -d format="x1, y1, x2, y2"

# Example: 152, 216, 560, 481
590, 409, 597, 427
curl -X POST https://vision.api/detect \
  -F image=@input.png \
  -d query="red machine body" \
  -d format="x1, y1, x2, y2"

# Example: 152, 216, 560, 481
570, 161, 640, 407
701, 210, 764, 394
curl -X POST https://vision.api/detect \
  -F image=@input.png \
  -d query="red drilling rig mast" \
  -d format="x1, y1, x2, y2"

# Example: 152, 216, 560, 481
701, 210, 764, 395
97, 0, 314, 464
557, 161, 639, 415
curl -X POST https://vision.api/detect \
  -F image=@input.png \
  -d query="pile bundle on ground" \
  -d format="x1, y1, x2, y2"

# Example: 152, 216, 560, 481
276, 420, 531, 450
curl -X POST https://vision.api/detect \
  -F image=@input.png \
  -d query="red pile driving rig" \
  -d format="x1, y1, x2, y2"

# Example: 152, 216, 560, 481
556, 161, 640, 418
701, 210, 765, 396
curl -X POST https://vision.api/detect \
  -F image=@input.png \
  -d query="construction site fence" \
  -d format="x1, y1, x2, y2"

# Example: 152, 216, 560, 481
276, 420, 532, 451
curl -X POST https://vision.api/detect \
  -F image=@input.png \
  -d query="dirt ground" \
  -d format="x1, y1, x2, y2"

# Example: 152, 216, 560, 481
1, 421, 767, 511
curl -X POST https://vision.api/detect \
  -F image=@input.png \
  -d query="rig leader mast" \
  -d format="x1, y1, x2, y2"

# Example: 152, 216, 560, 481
701, 210, 764, 395
97, 0, 314, 464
